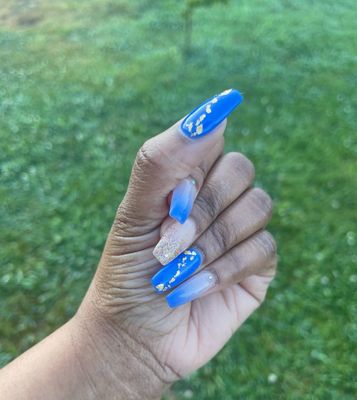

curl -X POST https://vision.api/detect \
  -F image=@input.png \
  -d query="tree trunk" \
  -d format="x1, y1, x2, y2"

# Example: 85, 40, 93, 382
183, 11, 193, 58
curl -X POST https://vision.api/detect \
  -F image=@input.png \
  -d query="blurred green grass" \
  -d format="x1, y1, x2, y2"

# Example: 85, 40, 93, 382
1, 0, 356, 398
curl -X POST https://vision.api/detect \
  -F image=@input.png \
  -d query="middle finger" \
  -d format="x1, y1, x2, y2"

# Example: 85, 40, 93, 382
153, 152, 255, 265
151, 188, 273, 293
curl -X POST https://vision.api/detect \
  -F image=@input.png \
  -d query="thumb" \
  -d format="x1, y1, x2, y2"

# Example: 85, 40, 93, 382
116, 89, 243, 233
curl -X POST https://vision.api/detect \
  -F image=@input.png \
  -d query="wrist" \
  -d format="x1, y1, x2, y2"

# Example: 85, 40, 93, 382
72, 293, 170, 400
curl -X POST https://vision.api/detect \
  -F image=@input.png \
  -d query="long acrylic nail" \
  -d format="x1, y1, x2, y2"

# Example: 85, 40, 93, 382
169, 178, 197, 224
153, 218, 196, 265
181, 88, 243, 139
166, 271, 217, 308
151, 248, 203, 293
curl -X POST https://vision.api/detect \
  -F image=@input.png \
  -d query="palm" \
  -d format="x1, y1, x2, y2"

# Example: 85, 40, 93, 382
105, 243, 272, 377
159, 283, 271, 376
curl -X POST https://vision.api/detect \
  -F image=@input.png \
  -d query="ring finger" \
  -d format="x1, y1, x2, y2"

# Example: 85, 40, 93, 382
151, 187, 272, 293
166, 230, 277, 308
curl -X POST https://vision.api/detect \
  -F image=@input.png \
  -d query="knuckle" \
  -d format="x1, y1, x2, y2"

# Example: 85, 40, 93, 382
249, 188, 273, 219
270, 260, 278, 277
209, 218, 231, 253
136, 139, 167, 172
194, 182, 223, 223
225, 250, 245, 280
225, 152, 255, 184
256, 230, 277, 260
191, 164, 206, 188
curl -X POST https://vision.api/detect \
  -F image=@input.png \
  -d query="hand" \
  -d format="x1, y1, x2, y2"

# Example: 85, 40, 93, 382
0, 90, 277, 400
78, 90, 277, 398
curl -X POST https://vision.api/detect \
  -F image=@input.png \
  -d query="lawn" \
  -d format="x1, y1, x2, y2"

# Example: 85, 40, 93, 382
0, 0, 356, 398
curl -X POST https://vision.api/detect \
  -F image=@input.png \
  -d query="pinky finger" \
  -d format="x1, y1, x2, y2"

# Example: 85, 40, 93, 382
225, 272, 276, 328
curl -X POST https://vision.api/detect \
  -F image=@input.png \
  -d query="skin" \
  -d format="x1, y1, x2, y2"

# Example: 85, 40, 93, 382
0, 119, 277, 399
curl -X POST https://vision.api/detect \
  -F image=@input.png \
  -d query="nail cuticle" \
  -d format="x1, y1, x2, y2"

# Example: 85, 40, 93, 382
190, 246, 205, 266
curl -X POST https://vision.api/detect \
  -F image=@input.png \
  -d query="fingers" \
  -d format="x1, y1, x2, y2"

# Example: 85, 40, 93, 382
195, 187, 273, 264
166, 136, 225, 224
183, 273, 275, 359
153, 152, 255, 264
151, 187, 273, 293
166, 230, 277, 308
115, 89, 242, 233
206, 230, 277, 288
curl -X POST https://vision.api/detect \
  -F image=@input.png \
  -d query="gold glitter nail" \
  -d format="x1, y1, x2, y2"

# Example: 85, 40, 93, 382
153, 219, 197, 266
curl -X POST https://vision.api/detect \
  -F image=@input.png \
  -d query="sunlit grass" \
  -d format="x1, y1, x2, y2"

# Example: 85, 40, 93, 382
1, 0, 356, 398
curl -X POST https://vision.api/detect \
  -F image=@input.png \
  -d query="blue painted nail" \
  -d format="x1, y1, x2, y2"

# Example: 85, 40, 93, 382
181, 88, 243, 139
166, 271, 216, 308
169, 178, 196, 224
151, 248, 203, 293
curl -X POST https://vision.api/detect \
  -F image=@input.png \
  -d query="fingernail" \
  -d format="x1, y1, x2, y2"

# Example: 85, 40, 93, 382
166, 271, 217, 308
153, 218, 196, 265
151, 248, 203, 293
181, 88, 243, 139
169, 178, 197, 224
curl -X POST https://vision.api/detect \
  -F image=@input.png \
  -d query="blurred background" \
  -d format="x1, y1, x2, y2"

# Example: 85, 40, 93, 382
1, 0, 356, 398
